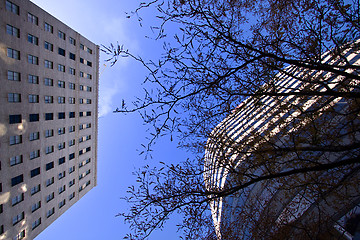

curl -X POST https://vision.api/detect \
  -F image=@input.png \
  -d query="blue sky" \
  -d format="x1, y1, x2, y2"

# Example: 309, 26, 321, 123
30, 0, 188, 239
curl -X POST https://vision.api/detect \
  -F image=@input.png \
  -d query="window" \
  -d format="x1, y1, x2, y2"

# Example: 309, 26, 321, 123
58, 127, 65, 135
79, 169, 91, 180
0, 204, 2, 214
44, 22, 53, 33
45, 113, 53, 121
46, 162, 54, 171
79, 99, 84, 104
6, 24, 19, 37
28, 54, 38, 65
69, 67, 75, 75
69, 37, 76, 45
69, 139, 75, 146
87, 74, 92, 79
69, 112, 75, 118
44, 60, 53, 69
13, 229, 25, 240
87, 86, 92, 92
69, 192, 75, 200
11, 174, 23, 186
8, 93, 21, 103
58, 80, 65, 88
58, 157, 65, 165
45, 145, 54, 154
27, 34, 38, 45
46, 177, 54, 187
30, 150, 40, 160
58, 64, 65, 72
79, 181, 91, 192
80, 57, 84, 64
58, 171, 66, 180
31, 201, 41, 212
69, 52, 76, 60
12, 212, 24, 225
44, 41, 53, 51
58, 112, 65, 119
10, 135, 22, 145
9, 114, 21, 124
7, 48, 20, 60
58, 96, 65, 104
59, 199, 66, 208
79, 85, 84, 91
58, 30, 65, 40
69, 179, 75, 187
87, 48, 93, 54
46, 192, 54, 202
29, 114, 39, 122
29, 132, 39, 141
32, 218, 41, 230
69, 82, 75, 90
28, 74, 39, 84
44, 95, 53, 103
69, 153, 75, 160
11, 193, 24, 206
80, 43, 85, 50
27, 13, 38, 25
10, 155, 22, 166
58, 47, 65, 56
87, 61, 92, 67
79, 158, 91, 168
58, 142, 65, 150
87, 111, 92, 116
29, 95, 39, 103
69, 166, 75, 174
47, 208, 55, 218
6, 1, 19, 15
45, 129, 54, 137
58, 185, 65, 194
0, 225, 3, 235
69, 125, 75, 132
86, 99, 92, 104
80, 71, 84, 77
30, 167, 40, 178
8, 70, 20, 81
30, 184, 40, 195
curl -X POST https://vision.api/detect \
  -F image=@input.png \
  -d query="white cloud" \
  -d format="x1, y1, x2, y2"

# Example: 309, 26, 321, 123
99, 84, 120, 118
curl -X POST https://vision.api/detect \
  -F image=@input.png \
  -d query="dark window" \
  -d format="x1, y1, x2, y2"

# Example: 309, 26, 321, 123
69, 52, 75, 60
58, 48, 65, 56
30, 167, 40, 178
9, 114, 21, 124
69, 153, 75, 160
86, 147, 91, 152
11, 174, 23, 186
80, 58, 84, 63
87, 61, 92, 67
46, 162, 54, 171
58, 112, 65, 119
69, 112, 75, 118
45, 113, 53, 120
79, 112, 84, 117
86, 111, 91, 116
59, 157, 65, 165
29, 114, 39, 122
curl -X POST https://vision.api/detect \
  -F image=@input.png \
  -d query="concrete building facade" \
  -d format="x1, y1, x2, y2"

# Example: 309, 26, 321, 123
204, 43, 360, 239
0, 0, 99, 239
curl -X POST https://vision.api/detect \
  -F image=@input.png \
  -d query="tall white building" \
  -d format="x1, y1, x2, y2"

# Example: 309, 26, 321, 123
204, 43, 360, 239
0, 0, 99, 239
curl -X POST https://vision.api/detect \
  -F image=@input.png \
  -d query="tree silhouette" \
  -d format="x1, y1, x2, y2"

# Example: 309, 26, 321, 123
104, 0, 360, 239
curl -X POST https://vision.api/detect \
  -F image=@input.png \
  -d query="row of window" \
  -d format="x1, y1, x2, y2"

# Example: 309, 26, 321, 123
7, 48, 93, 73
8, 93, 92, 104
8, 112, 92, 124
7, 69, 93, 83
6, 0, 93, 54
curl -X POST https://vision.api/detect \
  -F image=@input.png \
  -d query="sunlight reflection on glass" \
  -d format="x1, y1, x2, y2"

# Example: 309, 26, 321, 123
0, 123, 6, 137
0, 192, 10, 204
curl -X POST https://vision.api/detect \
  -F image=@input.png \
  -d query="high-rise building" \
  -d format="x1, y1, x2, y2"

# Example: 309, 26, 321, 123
204, 43, 360, 239
0, 0, 99, 239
